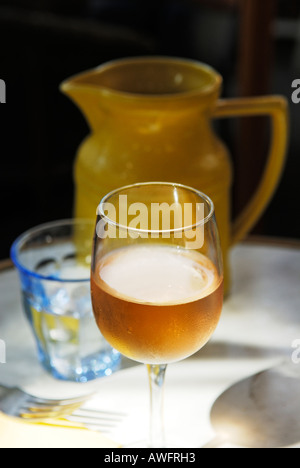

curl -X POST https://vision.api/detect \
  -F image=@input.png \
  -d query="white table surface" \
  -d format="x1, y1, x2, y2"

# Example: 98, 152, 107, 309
0, 242, 300, 448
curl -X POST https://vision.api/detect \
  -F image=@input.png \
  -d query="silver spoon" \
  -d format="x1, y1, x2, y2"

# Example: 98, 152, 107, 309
204, 362, 300, 448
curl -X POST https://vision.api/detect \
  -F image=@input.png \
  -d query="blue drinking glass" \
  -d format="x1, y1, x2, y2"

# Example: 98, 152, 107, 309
11, 219, 121, 383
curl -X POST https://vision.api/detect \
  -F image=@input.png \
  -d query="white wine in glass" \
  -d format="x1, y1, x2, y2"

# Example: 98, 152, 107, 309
91, 183, 224, 447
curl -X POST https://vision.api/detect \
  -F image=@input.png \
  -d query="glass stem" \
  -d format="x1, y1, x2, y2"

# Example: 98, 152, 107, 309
147, 364, 167, 448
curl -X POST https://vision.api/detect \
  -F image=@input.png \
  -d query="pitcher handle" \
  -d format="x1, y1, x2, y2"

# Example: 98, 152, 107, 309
213, 96, 289, 245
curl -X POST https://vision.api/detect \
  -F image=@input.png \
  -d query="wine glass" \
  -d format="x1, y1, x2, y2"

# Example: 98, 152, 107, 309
91, 182, 224, 447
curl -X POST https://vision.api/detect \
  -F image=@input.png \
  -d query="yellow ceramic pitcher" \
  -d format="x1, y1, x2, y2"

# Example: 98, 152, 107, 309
61, 57, 289, 292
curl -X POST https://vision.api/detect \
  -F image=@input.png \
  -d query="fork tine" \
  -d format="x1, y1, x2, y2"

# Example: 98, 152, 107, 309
25, 394, 92, 407
20, 402, 85, 419
65, 415, 118, 427
21, 408, 126, 433
21, 411, 67, 420
70, 410, 123, 423
23, 400, 84, 410
74, 407, 126, 418
63, 408, 126, 431
20, 409, 123, 430
21, 403, 82, 414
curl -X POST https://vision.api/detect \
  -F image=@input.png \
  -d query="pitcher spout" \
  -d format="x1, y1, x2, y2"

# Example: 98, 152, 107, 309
60, 69, 105, 131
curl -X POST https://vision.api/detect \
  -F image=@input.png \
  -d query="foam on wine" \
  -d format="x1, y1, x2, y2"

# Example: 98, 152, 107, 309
98, 245, 217, 305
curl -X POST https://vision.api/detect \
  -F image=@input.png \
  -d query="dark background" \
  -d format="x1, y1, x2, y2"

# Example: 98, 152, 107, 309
0, 0, 299, 260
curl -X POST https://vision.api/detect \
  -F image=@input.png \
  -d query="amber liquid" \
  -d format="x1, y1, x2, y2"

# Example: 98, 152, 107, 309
91, 245, 223, 365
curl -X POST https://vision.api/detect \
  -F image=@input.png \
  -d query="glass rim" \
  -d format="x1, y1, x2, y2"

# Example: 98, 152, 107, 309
10, 218, 94, 283
98, 182, 215, 235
